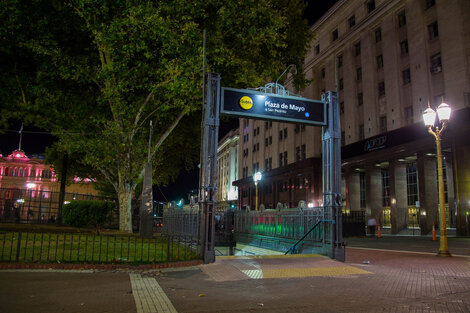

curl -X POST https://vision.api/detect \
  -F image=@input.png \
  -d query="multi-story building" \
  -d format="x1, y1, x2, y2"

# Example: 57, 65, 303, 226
0, 148, 99, 222
216, 129, 239, 207
233, 0, 470, 236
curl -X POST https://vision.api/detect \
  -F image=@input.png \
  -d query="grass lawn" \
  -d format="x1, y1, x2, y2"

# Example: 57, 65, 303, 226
0, 231, 199, 264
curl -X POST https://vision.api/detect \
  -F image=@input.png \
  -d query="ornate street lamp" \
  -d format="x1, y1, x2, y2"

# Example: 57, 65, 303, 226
423, 100, 451, 256
253, 171, 262, 211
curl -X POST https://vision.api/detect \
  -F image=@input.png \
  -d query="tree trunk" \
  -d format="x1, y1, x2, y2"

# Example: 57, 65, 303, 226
118, 184, 134, 233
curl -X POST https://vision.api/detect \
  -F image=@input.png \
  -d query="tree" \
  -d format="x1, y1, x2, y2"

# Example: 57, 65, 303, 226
1, 0, 312, 232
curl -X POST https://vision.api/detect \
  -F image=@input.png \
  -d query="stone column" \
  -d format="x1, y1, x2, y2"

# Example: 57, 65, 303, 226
349, 171, 361, 212
389, 161, 407, 234
418, 153, 438, 235
365, 165, 382, 225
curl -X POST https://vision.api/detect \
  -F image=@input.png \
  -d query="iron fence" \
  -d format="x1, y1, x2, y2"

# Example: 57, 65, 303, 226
0, 188, 114, 224
162, 208, 200, 240
234, 208, 324, 242
0, 231, 199, 264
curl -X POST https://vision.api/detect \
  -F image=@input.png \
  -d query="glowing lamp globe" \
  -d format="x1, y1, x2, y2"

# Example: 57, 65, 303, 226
436, 102, 451, 122
254, 171, 262, 183
423, 107, 436, 127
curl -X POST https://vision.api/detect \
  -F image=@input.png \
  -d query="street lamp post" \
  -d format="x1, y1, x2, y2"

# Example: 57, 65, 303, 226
253, 172, 262, 211
423, 100, 452, 257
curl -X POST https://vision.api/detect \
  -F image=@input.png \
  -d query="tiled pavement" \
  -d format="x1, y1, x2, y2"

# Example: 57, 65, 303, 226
1, 246, 470, 312
155, 250, 470, 313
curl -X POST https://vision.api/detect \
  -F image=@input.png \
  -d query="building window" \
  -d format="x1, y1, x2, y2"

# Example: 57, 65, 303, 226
376, 54, 383, 69
375, 28, 382, 43
402, 68, 411, 85
341, 131, 345, 146
301, 144, 306, 160
349, 15, 356, 28
296, 146, 301, 161
357, 92, 363, 106
406, 163, 419, 206
381, 169, 390, 207
283, 128, 287, 139
265, 137, 269, 147
378, 81, 385, 97
332, 29, 338, 41
265, 121, 269, 130
315, 44, 320, 55
425, 0, 435, 10
397, 10, 406, 28
339, 78, 344, 90
337, 54, 343, 67
340, 102, 344, 114
301, 124, 305, 131
430, 52, 442, 74
400, 40, 408, 55
367, 0, 375, 13
283, 151, 288, 166
380, 115, 387, 133
405, 106, 413, 125
279, 153, 283, 167
269, 136, 272, 145
321, 67, 325, 78
279, 130, 283, 140
360, 172, 366, 210
356, 67, 362, 81
359, 124, 365, 140
428, 21, 439, 40
354, 42, 361, 56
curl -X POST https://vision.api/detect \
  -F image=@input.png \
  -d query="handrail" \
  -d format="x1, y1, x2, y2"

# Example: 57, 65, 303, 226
284, 219, 328, 255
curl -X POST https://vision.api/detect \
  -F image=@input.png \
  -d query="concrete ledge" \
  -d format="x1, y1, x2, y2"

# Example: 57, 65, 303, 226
0, 259, 203, 270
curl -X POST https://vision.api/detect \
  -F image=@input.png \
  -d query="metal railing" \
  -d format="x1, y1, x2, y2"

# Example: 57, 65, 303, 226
233, 208, 324, 242
162, 208, 200, 240
0, 231, 199, 264
285, 219, 326, 255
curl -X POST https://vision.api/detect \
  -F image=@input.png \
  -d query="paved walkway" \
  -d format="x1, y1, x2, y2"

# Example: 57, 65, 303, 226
1, 238, 470, 313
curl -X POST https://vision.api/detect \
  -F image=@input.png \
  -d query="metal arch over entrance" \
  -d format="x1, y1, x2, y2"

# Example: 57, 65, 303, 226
199, 73, 344, 263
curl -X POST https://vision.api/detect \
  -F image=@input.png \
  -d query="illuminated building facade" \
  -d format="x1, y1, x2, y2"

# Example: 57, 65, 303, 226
216, 129, 239, 206
0, 149, 98, 222
233, 0, 470, 235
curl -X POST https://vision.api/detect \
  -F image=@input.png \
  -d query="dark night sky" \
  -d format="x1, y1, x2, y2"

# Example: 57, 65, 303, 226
2, 0, 339, 202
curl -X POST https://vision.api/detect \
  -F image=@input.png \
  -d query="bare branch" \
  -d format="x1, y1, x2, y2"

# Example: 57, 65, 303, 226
149, 106, 189, 162
130, 91, 155, 141
14, 63, 27, 105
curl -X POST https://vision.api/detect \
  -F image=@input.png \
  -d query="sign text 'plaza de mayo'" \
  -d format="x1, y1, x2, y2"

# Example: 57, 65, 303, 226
221, 87, 327, 126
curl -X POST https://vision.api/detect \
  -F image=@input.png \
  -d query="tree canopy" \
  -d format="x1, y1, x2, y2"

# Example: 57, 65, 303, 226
0, 0, 312, 231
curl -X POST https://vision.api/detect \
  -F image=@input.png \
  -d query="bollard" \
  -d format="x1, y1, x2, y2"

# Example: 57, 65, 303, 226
377, 225, 381, 238
432, 223, 436, 241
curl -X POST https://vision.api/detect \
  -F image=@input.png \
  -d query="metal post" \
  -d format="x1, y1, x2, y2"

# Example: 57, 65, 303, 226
199, 72, 221, 264
322, 91, 344, 261
435, 132, 450, 256
255, 182, 259, 211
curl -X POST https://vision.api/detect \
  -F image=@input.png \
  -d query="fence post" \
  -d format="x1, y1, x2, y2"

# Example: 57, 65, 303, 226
15, 231, 22, 261
167, 236, 170, 261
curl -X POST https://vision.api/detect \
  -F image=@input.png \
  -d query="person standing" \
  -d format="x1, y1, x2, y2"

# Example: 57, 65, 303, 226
367, 217, 377, 236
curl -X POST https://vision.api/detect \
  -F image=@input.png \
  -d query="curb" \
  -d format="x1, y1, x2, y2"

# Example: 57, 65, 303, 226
0, 259, 203, 270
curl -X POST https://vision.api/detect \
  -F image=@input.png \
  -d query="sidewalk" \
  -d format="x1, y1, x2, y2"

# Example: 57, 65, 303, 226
1, 239, 470, 313
345, 235, 470, 256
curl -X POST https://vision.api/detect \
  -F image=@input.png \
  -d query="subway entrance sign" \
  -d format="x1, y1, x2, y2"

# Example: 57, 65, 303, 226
221, 87, 326, 126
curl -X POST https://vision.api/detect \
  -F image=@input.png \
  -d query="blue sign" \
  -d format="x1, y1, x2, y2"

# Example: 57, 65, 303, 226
221, 87, 326, 125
